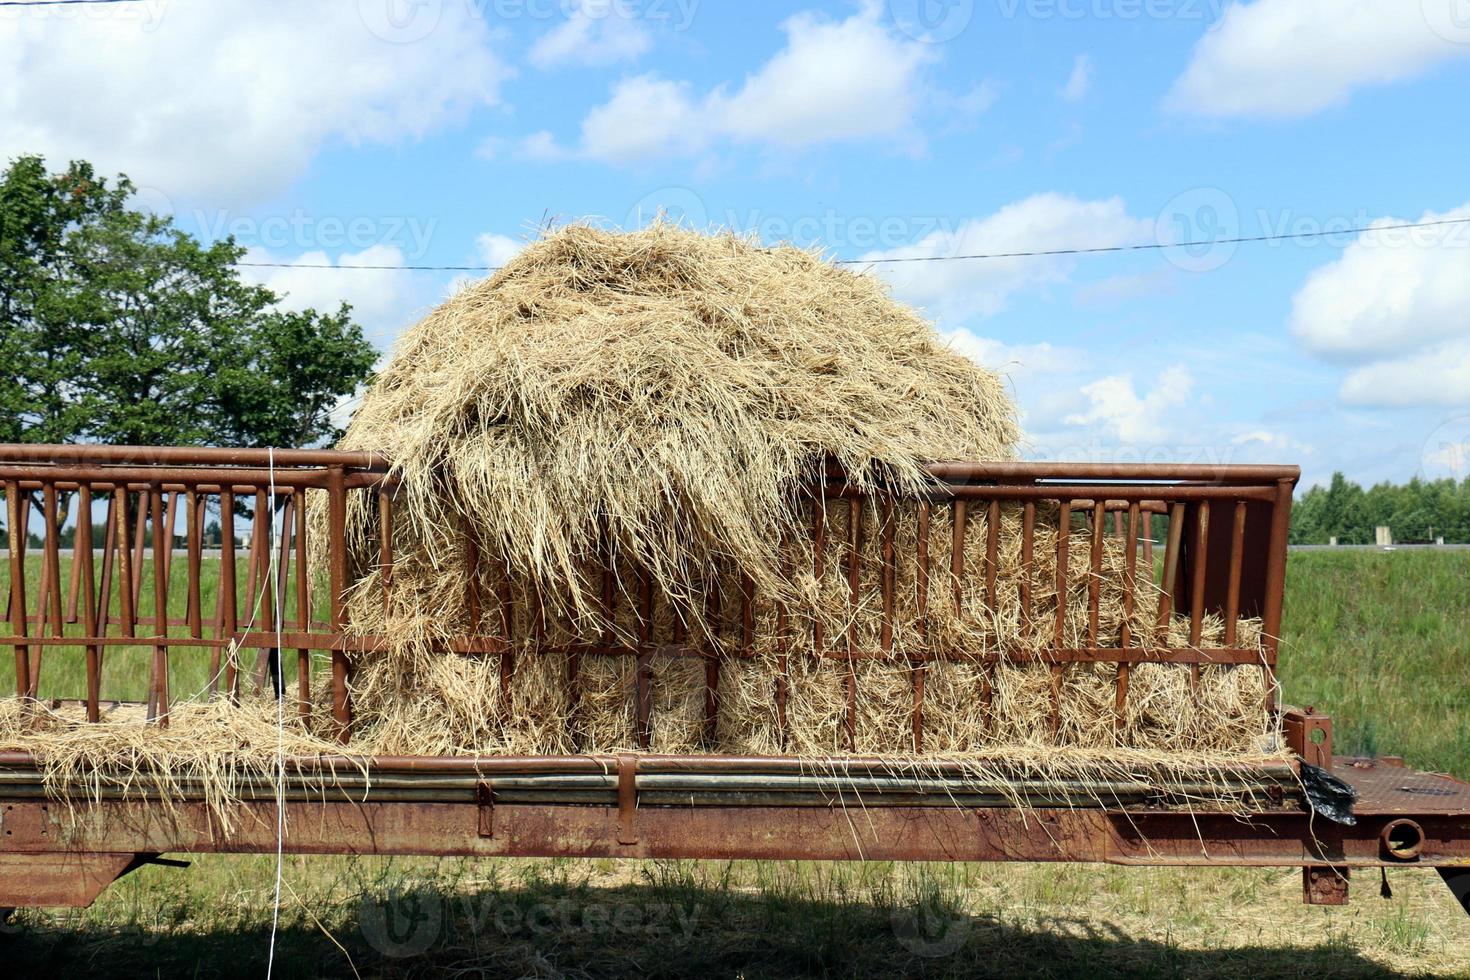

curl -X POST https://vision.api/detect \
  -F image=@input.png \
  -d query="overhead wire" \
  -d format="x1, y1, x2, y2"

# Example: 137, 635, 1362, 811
229, 216, 1470, 272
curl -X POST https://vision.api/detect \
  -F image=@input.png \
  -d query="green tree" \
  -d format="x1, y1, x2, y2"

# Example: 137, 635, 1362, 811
1, 154, 376, 450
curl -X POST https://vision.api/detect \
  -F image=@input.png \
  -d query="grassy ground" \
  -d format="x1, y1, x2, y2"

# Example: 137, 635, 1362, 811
3, 549, 1469, 977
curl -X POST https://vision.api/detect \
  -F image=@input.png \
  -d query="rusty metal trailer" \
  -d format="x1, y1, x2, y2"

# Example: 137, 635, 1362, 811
1, 445, 1467, 915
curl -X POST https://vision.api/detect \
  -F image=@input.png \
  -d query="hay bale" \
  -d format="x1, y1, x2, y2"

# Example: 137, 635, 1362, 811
324, 223, 1275, 764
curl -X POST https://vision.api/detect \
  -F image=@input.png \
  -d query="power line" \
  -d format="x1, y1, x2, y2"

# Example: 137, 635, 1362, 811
0, 0, 148, 5
231, 215, 1470, 273
855, 216, 1470, 265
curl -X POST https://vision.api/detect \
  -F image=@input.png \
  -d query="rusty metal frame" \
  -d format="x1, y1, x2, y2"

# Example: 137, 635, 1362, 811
9, 445, 1464, 915
0, 444, 1299, 748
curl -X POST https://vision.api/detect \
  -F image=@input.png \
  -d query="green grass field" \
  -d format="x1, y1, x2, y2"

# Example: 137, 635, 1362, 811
4, 549, 1470, 977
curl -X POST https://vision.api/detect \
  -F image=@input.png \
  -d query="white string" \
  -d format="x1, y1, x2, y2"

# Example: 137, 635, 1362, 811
265, 447, 285, 978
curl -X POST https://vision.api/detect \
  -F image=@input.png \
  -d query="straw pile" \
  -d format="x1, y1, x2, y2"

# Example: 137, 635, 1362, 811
327, 223, 1278, 766
1, 224, 1284, 813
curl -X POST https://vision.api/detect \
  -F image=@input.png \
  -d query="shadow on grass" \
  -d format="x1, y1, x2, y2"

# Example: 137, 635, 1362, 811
4, 874, 1410, 980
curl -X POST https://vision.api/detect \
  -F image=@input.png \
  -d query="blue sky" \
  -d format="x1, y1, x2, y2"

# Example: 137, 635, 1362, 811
4, 0, 1470, 489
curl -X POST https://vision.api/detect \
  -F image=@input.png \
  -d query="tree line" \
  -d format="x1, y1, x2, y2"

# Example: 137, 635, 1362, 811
1290, 473, 1470, 545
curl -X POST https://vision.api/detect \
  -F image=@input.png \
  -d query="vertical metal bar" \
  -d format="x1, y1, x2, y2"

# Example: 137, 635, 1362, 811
160, 490, 179, 601
327, 466, 350, 741
1117, 503, 1140, 734
1142, 514, 1155, 570
1051, 502, 1071, 738
149, 488, 170, 726
216, 489, 236, 699
913, 502, 930, 752
186, 490, 203, 643
844, 497, 862, 751
1189, 501, 1211, 692
1261, 478, 1295, 721
1088, 502, 1104, 646
95, 495, 116, 641
114, 489, 137, 637
950, 499, 966, 618
6, 482, 31, 702
11, 494, 28, 626
916, 503, 931, 638
1155, 503, 1186, 630
1225, 500, 1247, 647
36, 483, 64, 699
378, 489, 394, 620
984, 500, 1000, 611
703, 575, 722, 747
31, 515, 49, 634
130, 496, 146, 615
1020, 502, 1036, 624
244, 489, 268, 633
776, 534, 791, 749
1053, 503, 1072, 645
65, 498, 82, 625
266, 493, 291, 698
499, 558, 515, 724
635, 567, 653, 749
78, 486, 100, 722
879, 497, 895, 655
811, 497, 826, 657
295, 488, 310, 721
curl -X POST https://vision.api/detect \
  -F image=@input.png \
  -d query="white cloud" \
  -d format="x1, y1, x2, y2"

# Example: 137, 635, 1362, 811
242, 245, 420, 345
445, 232, 529, 296
1289, 204, 1470, 408
566, 3, 933, 164
1339, 339, 1470, 407
945, 332, 1079, 376
1061, 54, 1092, 102
529, 3, 652, 69
709, 5, 932, 146
0, 1, 509, 202
858, 193, 1152, 323
1065, 366, 1194, 444
580, 75, 706, 162
475, 233, 527, 270
1168, 0, 1469, 118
